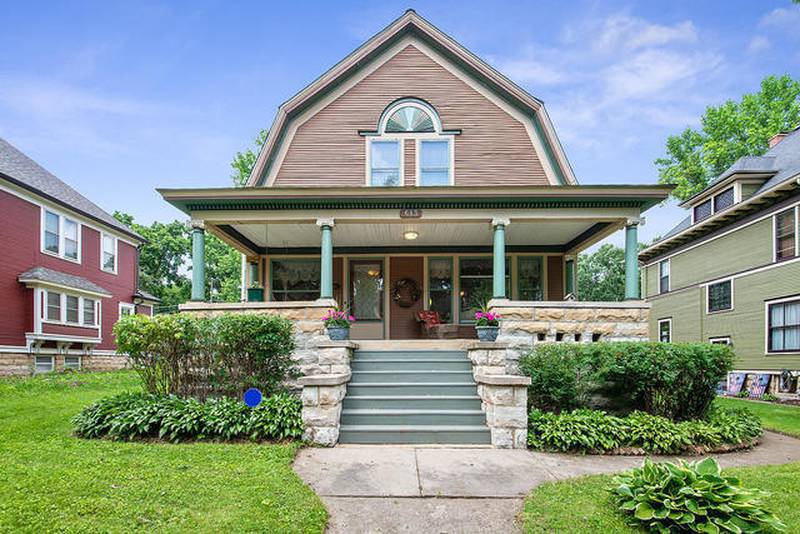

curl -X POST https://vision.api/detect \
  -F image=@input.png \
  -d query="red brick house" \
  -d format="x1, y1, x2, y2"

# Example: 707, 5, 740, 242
0, 137, 158, 375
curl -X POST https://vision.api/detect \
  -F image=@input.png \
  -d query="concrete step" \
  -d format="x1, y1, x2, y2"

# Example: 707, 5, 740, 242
341, 409, 486, 426
346, 382, 479, 396
350, 370, 475, 384
338, 425, 492, 445
353, 350, 468, 361
352, 358, 473, 371
343, 395, 483, 410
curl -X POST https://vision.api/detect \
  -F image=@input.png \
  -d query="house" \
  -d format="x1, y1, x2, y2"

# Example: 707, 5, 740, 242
639, 126, 800, 394
0, 137, 158, 375
159, 11, 670, 447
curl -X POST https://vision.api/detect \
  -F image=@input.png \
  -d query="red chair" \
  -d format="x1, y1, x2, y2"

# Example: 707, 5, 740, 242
416, 310, 459, 339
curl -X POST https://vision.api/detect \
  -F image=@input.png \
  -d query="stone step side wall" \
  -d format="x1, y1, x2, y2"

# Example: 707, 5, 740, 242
490, 300, 650, 373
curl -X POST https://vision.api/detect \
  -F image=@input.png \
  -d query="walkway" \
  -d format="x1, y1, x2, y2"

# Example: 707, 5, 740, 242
293, 432, 800, 533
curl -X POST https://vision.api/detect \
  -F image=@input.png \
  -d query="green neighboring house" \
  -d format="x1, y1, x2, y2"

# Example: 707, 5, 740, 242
639, 127, 800, 392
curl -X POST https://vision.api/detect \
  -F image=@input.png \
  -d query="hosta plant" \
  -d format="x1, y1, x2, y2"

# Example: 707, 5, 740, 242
610, 458, 785, 533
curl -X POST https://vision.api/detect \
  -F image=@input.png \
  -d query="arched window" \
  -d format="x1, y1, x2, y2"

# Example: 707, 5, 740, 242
367, 99, 454, 187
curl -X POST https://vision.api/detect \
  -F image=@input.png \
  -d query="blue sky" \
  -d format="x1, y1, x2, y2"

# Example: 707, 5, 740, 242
1, 0, 798, 247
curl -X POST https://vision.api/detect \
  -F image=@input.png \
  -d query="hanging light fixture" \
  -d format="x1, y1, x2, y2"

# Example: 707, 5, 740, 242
403, 230, 419, 241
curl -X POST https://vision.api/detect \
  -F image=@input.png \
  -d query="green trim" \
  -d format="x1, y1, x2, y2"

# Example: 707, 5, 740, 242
532, 115, 567, 185
191, 227, 205, 301
492, 223, 506, 298
624, 224, 640, 300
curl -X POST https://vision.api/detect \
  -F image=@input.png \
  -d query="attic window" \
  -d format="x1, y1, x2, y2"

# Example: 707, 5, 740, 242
713, 187, 735, 212
385, 106, 434, 133
693, 199, 712, 222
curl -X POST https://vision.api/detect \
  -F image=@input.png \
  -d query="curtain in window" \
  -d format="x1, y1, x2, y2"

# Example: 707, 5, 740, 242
271, 260, 320, 301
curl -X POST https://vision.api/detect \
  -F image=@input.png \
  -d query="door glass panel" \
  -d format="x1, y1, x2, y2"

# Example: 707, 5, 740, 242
428, 258, 452, 322
518, 256, 544, 300
350, 261, 383, 320
459, 258, 509, 323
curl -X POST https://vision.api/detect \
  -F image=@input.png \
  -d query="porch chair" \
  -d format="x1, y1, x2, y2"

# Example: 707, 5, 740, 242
416, 310, 460, 339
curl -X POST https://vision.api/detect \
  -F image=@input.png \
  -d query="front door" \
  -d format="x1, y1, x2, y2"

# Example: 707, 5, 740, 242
389, 256, 424, 339
349, 259, 384, 339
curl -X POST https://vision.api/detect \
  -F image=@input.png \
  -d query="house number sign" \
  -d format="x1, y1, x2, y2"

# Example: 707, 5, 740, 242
400, 208, 422, 218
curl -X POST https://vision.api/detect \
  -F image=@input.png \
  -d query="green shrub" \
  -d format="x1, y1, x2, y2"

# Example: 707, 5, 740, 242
72, 391, 303, 443
520, 342, 734, 420
610, 457, 786, 533
114, 313, 297, 400
519, 344, 596, 412
528, 407, 762, 454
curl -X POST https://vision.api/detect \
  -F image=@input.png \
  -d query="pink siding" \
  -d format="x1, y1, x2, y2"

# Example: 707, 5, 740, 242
274, 45, 549, 187
0, 188, 139, 350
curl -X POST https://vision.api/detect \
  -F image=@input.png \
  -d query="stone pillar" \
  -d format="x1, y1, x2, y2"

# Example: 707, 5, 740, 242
317, 218, 335, 300
565, 257, 575, 296
299, 372, 350, 446
624, 220, 640, 300
190, 220, 206, 302
474, 374, 531, 449
492, 218, 509, 299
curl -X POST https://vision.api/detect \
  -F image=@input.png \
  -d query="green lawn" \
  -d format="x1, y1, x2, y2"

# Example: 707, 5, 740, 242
716, 396, 800, 438
0, 371, 327, 533
523, 462, 800, 533
524, 398, 800, 532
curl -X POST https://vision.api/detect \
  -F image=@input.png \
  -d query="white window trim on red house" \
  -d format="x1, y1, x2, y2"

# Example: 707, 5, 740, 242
40, 207, 82, 264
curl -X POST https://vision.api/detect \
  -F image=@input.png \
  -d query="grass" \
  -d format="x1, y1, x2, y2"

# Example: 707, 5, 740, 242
716, 396, 800, 438
523, 398, 800, 532
523, 462, 800, 533
0, 371, 327, 533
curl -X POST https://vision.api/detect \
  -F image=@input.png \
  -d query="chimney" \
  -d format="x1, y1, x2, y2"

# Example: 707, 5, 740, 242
769, 132, 787, 148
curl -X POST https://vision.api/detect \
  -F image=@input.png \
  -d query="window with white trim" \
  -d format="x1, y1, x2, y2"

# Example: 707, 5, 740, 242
64, 356, 81, 370
35, 355, 54, 373
101, 234, 117, 273
707, 280, 733, 313
709, 337, 731, 345
119, 302, 136, 318
658, 318, 671, 342
42, 209, 81, 262
369, 140, 401, 186
43, 290, 100, 327
66, 295, 80, 324
418, 139, 451, 186
775, 208, 797, 262
46, 291, 61, 321
768, 298, 800, 353
658, 260, 670, 294
83, 298, 97, 326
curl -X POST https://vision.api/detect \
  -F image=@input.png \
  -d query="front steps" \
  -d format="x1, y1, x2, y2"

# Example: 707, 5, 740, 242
339, 350, 491, 445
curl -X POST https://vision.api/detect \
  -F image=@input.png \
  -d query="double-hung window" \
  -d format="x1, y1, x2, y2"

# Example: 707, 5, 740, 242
369, 140, 401, 186
42, 209, 80, 262
658, 318, 672, 342
101, 234, 117, 273
46, 291, 61, 321
83, 299, 97, 326
707, 280, 733, 313
768, 298, 800, 353
66, 295, 80, 324
418, 140, 451, 186
658, 260, 670, 294
775, 208, 797, 261
119, 302, 136, 318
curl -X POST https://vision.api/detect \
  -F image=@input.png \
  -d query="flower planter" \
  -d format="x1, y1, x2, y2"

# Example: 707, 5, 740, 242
247, 287, 264, 302
475, 325, 499, 342
327, 326, 350, 341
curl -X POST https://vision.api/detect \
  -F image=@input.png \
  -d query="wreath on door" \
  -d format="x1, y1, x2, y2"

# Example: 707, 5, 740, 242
391, 278, 422, 307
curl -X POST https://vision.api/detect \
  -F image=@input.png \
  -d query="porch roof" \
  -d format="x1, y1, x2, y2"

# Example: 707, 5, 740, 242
158, 184, 671, 213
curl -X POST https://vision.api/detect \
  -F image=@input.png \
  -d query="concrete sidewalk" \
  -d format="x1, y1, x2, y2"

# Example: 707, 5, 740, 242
293, 432, 800, 533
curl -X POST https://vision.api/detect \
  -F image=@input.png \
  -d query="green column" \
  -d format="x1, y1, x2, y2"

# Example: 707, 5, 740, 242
624, 222, 640, 300
565, 258, 575, 296
318, 220, 334, 299
492, 219, 508, 299
191, 223, 206, 301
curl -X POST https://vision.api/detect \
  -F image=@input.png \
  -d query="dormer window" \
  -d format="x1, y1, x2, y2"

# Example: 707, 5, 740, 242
693, 199, 712, 222
693, 186, 736, 223
713, 187, 734, 212
366, 98, 455, 187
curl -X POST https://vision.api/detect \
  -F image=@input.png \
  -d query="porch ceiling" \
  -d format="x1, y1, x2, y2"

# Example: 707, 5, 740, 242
217, 219, 617, 254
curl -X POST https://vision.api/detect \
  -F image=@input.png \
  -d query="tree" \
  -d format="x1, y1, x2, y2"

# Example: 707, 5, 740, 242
656, 75, 800, 200
230, 129, 268, 187
577, 244, 626, 301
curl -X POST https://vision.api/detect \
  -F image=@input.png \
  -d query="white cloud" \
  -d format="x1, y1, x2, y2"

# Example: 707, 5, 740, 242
759, 6, 800, 33
746, 35, 770, 54
572, 15, 697, 54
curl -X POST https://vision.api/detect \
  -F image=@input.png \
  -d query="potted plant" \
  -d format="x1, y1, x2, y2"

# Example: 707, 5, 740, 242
474, 309, 501, 342
323, 308, 355, 340
247, 281, 264, 302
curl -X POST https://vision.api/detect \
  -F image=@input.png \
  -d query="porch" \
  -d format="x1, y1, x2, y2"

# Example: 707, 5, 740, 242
161, 185, 664, 340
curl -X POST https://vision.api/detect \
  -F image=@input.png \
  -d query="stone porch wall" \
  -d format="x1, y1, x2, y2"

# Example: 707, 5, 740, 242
489, 300, 650, 373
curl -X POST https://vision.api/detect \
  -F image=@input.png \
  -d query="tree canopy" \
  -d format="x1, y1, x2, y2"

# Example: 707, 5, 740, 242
230, 129, 268, 187
656, 75, 800, 201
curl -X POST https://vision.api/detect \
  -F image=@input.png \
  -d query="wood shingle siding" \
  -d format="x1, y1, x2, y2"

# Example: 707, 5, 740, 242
274, 45, 548, 187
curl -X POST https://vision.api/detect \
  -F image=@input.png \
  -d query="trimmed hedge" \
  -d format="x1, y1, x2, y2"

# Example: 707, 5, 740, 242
520, 342, 734, 420
610, 458, 786, 533
528, 406, 762, 454
72, 391, 303, 442
114, 313, 297, 400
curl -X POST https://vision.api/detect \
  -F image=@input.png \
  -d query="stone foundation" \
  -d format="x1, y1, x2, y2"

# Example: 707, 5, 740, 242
489, 300, 650, 372
0, 351, 128, 376
474, 373, 530, 449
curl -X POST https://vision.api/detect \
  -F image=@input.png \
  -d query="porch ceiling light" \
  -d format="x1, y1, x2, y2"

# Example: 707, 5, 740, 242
403, 230, 419, 241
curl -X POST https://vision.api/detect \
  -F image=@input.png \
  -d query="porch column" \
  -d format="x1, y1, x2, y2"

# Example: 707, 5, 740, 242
190, 220, 206, 301
565, 257, 575, 296
624, 219, 640, 300
317, 218, 335, 299
492, 218, 509, 299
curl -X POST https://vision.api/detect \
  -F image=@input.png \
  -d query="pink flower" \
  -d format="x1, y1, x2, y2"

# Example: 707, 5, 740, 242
349, 315, 355, 322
